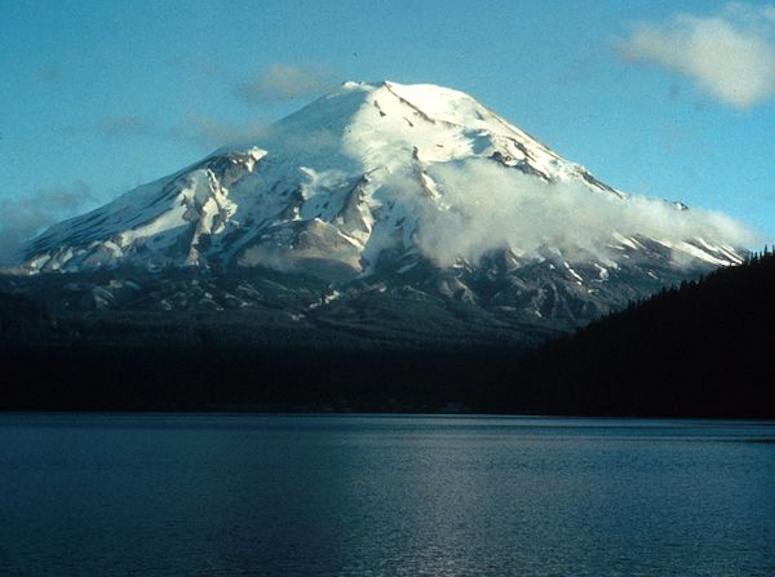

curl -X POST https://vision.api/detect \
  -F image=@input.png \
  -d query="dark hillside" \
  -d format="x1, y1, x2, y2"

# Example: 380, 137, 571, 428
2, 252, 774, 417
488, 250, 775, 417
0, 291, 52, 342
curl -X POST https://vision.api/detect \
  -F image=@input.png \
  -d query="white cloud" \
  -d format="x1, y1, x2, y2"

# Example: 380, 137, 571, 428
619, 3, 775, 108
233, 64, 337, 104
384, 160, 756, 268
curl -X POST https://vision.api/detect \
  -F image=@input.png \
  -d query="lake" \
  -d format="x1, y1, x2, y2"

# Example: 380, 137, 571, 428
0, 414, 773, 576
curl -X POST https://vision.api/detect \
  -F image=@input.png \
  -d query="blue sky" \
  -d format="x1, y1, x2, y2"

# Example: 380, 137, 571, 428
1, 0, 774, 248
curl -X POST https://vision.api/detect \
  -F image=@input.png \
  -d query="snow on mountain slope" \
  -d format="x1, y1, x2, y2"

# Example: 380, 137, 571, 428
20, 80, 748, 283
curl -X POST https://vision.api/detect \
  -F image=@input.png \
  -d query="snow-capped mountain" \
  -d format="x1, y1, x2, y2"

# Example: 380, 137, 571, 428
10, 80, 748, 334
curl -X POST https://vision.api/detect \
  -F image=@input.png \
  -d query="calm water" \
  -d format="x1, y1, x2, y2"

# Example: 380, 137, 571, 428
0, 414, 773, 577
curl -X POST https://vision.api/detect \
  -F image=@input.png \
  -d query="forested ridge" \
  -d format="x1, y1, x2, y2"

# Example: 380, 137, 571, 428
1, 250, 773, 417
488, 249, 775, 417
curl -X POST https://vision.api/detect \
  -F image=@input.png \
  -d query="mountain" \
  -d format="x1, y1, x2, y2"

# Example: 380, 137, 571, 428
5, 81, 748, 338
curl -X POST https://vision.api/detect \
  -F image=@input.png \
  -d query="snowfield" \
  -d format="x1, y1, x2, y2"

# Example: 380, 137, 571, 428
20, 80, 749, 277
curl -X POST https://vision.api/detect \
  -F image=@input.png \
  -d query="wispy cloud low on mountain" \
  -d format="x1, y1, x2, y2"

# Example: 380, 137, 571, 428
0, 182, 97, 265
386, 160, 757, 267
619, 3, 775, 108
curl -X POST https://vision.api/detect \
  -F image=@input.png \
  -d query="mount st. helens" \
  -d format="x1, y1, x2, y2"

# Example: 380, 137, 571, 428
3, 81, 747, 342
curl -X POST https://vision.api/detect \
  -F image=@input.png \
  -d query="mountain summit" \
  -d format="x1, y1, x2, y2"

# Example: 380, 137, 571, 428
11, 81, 750, 334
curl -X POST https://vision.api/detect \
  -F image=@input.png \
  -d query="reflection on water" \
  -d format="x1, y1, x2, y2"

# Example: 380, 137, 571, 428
1, 414, 774, 576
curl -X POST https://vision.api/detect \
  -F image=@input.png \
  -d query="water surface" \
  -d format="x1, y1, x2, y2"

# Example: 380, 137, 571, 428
1, 414, 773, 576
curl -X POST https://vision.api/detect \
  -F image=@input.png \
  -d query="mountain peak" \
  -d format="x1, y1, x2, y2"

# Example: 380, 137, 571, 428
322, 79, 516, 132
